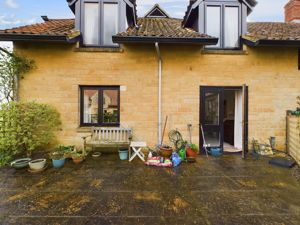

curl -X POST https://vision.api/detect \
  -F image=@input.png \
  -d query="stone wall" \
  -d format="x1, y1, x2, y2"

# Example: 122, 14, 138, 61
15, 42, 300, 151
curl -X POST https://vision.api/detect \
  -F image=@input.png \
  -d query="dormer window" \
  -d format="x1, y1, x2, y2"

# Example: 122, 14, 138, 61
82, 0, 120, 47
205, 3, 241, 49
181, 0, 255, 51
84, 2, 100, 46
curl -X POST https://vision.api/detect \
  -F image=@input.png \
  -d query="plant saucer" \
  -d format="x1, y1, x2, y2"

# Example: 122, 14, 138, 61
92, 152, 102, 158
28, 165, 48, 173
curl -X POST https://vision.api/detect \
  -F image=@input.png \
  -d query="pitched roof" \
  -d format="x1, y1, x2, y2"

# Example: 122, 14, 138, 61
1, 19, 74, 35
0, 18, 78, 42
1, 17, 300, 46
112, 17, 217, 44
182, 0, 257, 28
144, 4, 170, 18
243, 22, 300, 46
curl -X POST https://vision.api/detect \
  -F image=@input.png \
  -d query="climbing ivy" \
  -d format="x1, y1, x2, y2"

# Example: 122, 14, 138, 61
0, 47, 35, 103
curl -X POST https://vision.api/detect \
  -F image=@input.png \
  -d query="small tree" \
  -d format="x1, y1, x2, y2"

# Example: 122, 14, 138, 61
0, 102, 61, 166
0, 47, 34, 102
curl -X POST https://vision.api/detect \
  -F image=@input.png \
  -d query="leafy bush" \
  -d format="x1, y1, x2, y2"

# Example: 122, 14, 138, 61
189, 144, 199, 153
0, 101, 61, 166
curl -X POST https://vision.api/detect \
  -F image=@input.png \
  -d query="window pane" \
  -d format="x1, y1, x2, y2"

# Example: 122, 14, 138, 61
204, 92, 219, 125
103, 90, 119, 123
204, 131, 220, 147
84, 3, 99, 45
103, 3, 119, 46
83, 90, 99, 124
225, 7, 239, 48
206, 6, 221, 48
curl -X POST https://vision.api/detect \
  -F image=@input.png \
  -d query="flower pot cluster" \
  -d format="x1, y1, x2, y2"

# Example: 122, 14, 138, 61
157, 143, 199, 162
49, 145, 86, 168
9, 145, 86, 172
10, 157, 48, 172
145, 142, 200, 168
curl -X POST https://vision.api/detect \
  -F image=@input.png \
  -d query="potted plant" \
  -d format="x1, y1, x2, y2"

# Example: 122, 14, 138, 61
72, 151, 85, 164
61, 145, 75, 159
186, 143, 199, 158
159, 145, 173, 158
50, 148, 65, 169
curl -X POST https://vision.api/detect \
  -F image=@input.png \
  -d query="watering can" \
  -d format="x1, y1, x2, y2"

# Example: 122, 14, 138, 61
179, 149, 186, 161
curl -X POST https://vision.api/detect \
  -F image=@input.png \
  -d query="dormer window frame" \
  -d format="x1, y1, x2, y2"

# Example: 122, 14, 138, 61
204, 1, 242, 50
81, 0, 123, 48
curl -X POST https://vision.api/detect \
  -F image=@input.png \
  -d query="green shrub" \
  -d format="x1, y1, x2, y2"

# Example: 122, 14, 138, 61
0, 101, 61, 166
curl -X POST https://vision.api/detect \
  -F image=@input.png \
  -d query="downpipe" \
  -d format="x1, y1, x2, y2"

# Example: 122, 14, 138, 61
155, 42, 162, 145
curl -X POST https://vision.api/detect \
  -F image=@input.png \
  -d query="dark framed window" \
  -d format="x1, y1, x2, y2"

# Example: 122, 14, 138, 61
80, 86, 120, 126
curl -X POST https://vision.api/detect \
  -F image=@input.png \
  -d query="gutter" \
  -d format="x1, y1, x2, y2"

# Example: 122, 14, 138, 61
0, 33, 80, 43
113, 36, 218, 45
242, 38, 300, 47
155, 42, 162, 145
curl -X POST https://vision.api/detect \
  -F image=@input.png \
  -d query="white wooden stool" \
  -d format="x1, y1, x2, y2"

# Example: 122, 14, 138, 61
129, 142, 147, 162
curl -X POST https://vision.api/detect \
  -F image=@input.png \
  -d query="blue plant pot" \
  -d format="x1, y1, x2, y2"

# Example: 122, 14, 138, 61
52, 158, 65, 168
119, 149, 128, 160
209, 148, 223, 157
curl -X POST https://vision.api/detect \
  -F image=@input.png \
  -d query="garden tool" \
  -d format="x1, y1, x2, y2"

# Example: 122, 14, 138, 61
187, 124, 192, 144
200, 125, 209, 158
161, 116, 168, 145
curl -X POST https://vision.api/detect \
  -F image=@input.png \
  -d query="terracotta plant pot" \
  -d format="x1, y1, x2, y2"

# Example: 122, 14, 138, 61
186, 147, 198, 158
160, 147, 173, 158
72, 157, 84, 164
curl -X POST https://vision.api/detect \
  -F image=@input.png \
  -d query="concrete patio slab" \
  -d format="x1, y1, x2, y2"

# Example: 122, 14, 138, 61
0, 154, 299, 225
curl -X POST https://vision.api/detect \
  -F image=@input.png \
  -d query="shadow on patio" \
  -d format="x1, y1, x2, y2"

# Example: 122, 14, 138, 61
0, 154, 300, 225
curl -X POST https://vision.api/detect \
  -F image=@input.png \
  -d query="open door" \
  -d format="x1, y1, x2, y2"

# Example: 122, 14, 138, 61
242, 84, 249, 159
200, 87, 224, 152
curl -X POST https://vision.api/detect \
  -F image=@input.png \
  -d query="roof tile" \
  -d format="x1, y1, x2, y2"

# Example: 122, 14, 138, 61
0, 19, 75, 36
116, 18, 212, 39
244, 22, 300, 42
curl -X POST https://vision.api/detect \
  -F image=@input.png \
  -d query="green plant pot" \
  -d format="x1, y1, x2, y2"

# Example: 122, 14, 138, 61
119, 149, 128, 160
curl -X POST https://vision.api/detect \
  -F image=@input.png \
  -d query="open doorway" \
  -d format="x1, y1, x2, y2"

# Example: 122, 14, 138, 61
223, 89, 242, 153
200, 86, 248, 157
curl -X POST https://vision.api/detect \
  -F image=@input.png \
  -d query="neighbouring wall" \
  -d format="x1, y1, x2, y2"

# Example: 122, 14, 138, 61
15, 42, 300, 151
287, 115, 300, 164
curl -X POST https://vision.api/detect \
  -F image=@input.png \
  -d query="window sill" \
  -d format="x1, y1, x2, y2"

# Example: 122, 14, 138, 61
76, 127, 92, 133
201, 49, 248, 55
74, 47, 124, 53
77, 125, 121, 133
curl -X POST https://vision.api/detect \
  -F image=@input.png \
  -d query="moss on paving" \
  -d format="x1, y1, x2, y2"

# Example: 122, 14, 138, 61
0, 154, 300, 225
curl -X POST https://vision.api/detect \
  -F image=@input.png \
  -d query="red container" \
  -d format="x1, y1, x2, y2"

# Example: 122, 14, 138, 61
186, 147, 198, 158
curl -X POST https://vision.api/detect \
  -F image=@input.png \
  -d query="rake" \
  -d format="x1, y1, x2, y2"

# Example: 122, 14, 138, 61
200, 125, 209, 158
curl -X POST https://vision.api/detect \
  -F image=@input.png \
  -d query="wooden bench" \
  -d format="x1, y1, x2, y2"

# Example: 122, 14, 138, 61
82, 127, 132, 154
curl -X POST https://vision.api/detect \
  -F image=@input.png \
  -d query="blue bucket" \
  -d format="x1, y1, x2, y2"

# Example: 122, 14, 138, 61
52, 158, 65, 168
119, 149, 128, 160
209, 148, 223, 157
